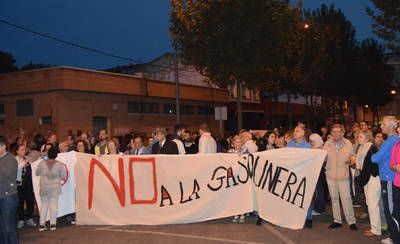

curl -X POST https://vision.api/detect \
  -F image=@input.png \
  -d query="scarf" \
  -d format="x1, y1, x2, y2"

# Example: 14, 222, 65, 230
355, 142, 372, 170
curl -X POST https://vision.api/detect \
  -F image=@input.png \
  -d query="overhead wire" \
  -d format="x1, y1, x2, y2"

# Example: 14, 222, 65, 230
0, 18, 200, 73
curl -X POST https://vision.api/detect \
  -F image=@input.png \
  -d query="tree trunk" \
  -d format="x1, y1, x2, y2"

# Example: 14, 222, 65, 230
376, 107, 380, 126
287, 93, 293, 129
310, 94, 315, 129
372, 106, 379, 126
235, 77, 243, 132
339, 99, 345, 124
352, 102, 358, 123
305, 95, 311, 128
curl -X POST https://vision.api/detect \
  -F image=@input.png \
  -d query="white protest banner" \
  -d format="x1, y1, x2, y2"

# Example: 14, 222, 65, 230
75, 148, 326, 229
31, 151, 77, 218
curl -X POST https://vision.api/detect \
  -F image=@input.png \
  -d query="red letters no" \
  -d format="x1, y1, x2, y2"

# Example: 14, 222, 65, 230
88, 158, 126, 209
129, 157, 157, 204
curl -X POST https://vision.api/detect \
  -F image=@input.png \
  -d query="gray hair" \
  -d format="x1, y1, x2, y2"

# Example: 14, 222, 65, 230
383, 115, 398, 130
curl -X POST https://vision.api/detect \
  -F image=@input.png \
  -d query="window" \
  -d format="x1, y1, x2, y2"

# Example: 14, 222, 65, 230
163, 104, 176, 114
128, 102, 159, 114
128, 102, 141, 113
40, 116, 52, 125
142, 103, 159, 113
180, 105, 195, 115
16, 99, 33, 117
198, 105, 214, 115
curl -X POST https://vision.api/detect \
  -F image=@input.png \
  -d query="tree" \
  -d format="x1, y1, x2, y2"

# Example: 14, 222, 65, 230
301, 4, 358, 124
367, 1, 400, 53
170, 0, 295, 130
354, 39, 394, 124
0, 50, 18, 73
265, 7, 307, 128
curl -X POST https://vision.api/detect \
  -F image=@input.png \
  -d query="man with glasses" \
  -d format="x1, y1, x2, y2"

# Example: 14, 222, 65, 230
324, 124, 358, 231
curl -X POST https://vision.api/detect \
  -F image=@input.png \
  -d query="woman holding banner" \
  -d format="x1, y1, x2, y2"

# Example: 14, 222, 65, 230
229, 135, 246, 223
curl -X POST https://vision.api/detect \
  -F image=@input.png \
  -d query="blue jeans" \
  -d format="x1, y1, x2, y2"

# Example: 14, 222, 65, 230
0, 194, 19, 244
306, 206, 312, 220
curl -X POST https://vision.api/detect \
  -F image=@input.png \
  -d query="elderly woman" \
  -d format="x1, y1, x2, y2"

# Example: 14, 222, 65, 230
309, 133, 327, 216
36, 146, 67, 231
228, 135, 247, 223
107, 139, 123, 155
309, 133, 324, 149
355, 130, 381, 236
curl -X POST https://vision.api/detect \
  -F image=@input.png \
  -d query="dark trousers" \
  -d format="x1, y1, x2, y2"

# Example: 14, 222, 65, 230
381, 181, 399, 243
392, 184, 399, 243
314, 172, 326, 213
354, 176, 368, 213
0, 194, 19, 244
17, 185, 35, 221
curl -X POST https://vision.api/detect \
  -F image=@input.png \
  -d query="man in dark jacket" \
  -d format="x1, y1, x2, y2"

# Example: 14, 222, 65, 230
0, 135, 19, 244
151, 129, 179, 155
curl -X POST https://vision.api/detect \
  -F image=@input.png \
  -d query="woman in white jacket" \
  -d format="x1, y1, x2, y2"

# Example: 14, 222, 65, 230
355, 130, 381, 236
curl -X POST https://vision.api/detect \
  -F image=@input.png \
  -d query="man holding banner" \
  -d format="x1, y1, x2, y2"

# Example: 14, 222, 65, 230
287, 125, 313, 228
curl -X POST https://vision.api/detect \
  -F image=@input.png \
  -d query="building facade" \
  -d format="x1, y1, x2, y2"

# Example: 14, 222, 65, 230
107, 53, 311, 130
0, 67, 228, 139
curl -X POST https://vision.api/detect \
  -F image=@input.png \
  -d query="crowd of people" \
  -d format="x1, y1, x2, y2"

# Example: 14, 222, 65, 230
1, 117, 400, 244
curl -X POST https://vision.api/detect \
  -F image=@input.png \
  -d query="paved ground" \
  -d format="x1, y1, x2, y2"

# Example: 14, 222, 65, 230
19, 208, 385, 244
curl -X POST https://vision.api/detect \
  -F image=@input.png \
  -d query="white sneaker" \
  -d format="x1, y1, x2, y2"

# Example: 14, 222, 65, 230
38, 225, 47, 232
381, 237, 393, 244
17, 220, 24, 229
312, 210, 321, 216
239, 215, 246, 223
50, 224, 56, 231
232, 215, 239, 223
26, 218, 37, 227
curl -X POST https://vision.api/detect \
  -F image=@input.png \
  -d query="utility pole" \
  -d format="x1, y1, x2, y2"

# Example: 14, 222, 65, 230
174, 48, 180, 124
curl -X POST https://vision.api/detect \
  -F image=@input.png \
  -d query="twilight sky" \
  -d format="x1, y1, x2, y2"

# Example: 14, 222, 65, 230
0, 0, 375, 70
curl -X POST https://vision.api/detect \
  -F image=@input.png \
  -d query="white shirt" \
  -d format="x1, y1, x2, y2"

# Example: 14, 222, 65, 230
159, 139, 166, 148
15, 156, 26, 182
198, 132, 217, 154
132, 147, 145, 155
173, 139, 186, 155
241, 140, 258, 154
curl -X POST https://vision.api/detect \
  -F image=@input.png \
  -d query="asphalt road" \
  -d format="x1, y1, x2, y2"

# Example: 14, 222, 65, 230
19, 207, 385, 244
